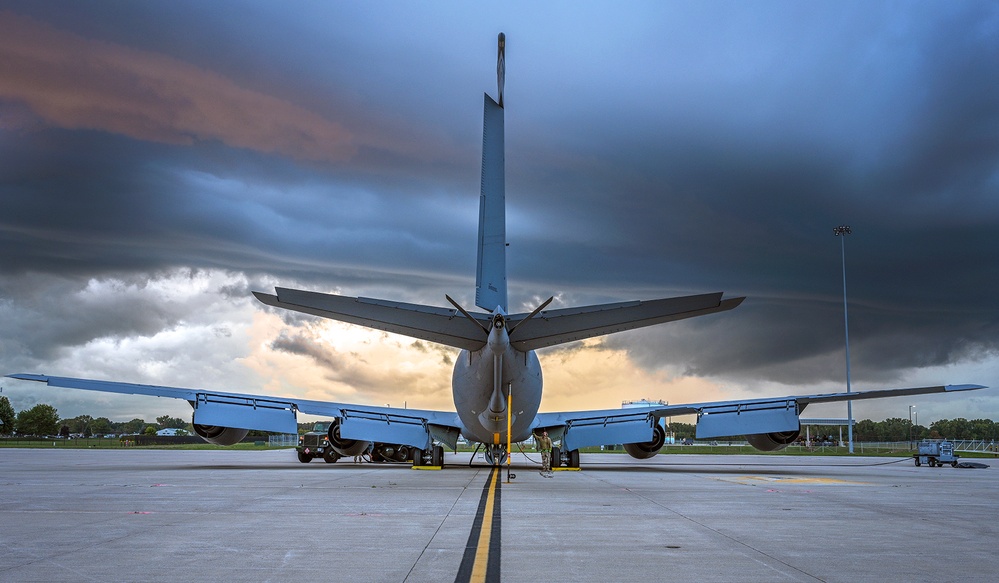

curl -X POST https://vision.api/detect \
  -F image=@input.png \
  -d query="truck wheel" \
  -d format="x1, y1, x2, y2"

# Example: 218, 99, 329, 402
323, 449, 339, 463
297, 452, 312, 463
914, 458, 920, 467
951, 461, 958, 468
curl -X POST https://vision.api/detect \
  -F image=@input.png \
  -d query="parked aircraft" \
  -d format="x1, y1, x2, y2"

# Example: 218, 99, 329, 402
8, 34, 985, 467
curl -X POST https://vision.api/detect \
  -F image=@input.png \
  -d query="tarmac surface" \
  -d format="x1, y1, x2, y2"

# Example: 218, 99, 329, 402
1, 448, 996, 582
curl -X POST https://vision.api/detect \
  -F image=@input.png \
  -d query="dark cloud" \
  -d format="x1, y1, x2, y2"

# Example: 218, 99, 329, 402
1, 2, 997, 420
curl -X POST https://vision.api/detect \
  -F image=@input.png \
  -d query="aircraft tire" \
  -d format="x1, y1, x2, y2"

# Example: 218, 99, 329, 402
551, 446, 561, 468
432, 445, 444, 467
568, 449, 580, 468
411, 448, 424, 466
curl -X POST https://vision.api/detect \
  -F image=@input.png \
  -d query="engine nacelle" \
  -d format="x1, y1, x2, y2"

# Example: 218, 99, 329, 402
624, 424, 667, 460
746, 428, 801, 452
192, 424, 248, 446
327, 419, 371, 457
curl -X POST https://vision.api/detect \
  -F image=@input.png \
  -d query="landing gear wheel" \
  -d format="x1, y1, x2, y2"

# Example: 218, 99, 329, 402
323, 449, 339, 463
432, 445, 444, 467
297, 452, 312, 463
412, 448, 424, 466
550, 446, 561, 469
568, 449, 580, 468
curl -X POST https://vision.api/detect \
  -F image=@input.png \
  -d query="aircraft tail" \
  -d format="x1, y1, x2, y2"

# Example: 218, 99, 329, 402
475, 35, 507, 313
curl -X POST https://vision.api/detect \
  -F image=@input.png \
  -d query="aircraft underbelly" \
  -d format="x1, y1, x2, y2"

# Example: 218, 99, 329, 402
452, 347, 542, 444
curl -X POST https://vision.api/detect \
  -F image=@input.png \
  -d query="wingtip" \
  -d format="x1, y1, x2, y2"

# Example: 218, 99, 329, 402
945, 384, 988, 391
252, 291, 279, 306
6, 373, 46, 382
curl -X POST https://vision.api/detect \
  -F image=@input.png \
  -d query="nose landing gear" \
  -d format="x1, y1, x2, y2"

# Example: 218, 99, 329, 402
484, 444, 508, 466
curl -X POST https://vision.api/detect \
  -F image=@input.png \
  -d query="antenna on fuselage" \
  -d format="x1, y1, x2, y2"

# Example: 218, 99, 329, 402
497, 32, 505, 108
475, 32, 508, 312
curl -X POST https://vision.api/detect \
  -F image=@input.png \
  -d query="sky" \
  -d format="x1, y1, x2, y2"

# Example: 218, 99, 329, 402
1, 1, 997, 428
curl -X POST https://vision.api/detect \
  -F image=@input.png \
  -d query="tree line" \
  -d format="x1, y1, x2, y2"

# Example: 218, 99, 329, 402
0, 396, 188, 437
4, 396, 998, 442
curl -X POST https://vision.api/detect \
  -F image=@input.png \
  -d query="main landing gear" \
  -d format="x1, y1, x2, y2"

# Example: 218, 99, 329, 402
550, 447, 580, 469
412, 445, 445, 467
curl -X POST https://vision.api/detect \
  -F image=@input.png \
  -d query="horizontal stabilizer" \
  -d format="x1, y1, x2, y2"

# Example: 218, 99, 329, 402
254, 288, 489, 351
507, 293, 744, 351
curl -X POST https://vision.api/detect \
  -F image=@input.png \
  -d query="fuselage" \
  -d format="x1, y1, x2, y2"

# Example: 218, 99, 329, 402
451, 311, 543, 444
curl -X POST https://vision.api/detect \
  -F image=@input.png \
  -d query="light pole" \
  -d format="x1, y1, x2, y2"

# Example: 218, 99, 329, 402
909, 405, 915, 449
834, 225, 854, 453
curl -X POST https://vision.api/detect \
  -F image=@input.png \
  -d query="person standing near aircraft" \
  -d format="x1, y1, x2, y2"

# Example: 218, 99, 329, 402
537, 430, 553, 477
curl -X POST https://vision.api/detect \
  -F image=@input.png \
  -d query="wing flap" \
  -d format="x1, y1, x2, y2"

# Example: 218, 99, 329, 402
192, 393, 299, 434
254, 288, 488, 350
339, 408, 432, 450
694, 399, 800, 439
508, 293, 744, 351
562, 411, 657, 451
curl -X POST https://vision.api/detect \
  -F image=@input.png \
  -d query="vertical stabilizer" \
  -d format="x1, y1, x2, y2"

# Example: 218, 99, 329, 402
476, 36, 507, 312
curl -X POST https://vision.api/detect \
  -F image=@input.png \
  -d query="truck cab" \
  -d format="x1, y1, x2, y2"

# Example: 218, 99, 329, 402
297, 422, 340, 463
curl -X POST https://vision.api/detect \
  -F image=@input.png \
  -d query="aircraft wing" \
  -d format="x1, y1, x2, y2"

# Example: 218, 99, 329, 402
507, 292, 744, 351
254, 288, 489, 351
533, 383, 987, 450
6, 374, 463, 449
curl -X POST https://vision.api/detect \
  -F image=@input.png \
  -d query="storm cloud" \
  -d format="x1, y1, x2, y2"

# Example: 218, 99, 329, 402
1, 1, 996, 423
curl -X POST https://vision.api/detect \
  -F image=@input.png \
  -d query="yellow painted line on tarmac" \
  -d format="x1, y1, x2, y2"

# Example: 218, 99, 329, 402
469, 468, 499, 583
552, 467, 581, 472
411, 465, 443, 470
455, 467, 501, 583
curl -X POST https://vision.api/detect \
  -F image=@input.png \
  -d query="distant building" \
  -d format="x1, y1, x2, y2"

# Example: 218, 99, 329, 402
622, 399, 667, 408
622, 399, 674, 444
156, 428, 186, 436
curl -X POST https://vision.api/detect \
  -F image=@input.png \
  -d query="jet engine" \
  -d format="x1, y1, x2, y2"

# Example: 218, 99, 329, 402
192, 424, 248, 446
623, 424, 667, 459
327, 419, 371, 457
745, 428, 801, 452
